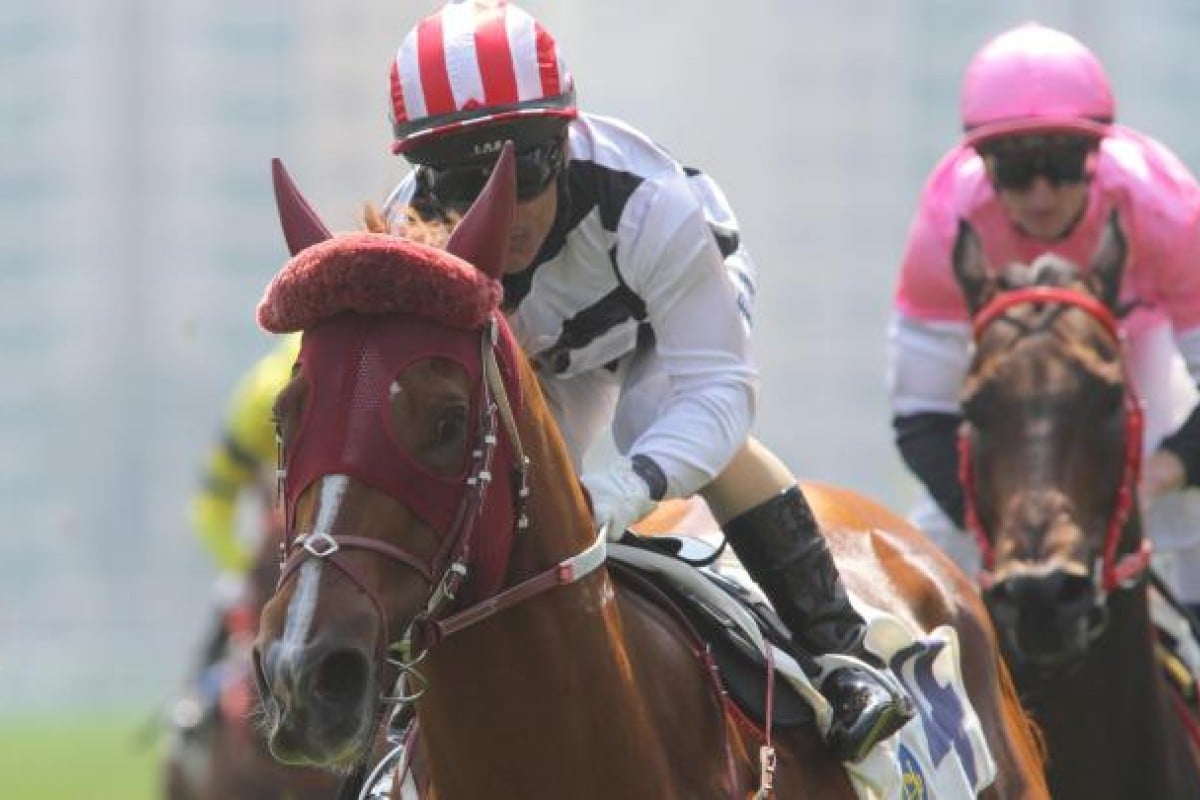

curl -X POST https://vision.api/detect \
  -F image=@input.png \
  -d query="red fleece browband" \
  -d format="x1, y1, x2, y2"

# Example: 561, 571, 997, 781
257, 232, 502, 333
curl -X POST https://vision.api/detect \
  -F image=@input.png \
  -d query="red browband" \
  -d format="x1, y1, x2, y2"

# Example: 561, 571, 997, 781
970, 285, 1120, 342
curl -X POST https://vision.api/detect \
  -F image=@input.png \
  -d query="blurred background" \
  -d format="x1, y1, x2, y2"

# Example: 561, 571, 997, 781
4, 0, 1200, 795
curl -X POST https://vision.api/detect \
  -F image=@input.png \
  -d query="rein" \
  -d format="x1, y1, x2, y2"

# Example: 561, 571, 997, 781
959, 286, 1151, 596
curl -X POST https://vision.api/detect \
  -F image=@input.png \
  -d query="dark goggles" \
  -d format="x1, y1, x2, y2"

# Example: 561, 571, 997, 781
417, 136, 564, 210
982, 140, 1095, 192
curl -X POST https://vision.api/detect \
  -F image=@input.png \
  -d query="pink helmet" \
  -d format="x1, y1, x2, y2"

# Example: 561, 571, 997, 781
388, 0, 577, 156
960, 22, 1114, 148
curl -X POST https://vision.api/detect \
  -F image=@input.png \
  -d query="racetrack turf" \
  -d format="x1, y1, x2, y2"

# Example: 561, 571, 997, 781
0, 714, 159, 800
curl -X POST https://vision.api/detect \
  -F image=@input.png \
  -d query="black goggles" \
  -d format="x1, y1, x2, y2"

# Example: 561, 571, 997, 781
417, 136, 564, 210
984, 145, 1093, 192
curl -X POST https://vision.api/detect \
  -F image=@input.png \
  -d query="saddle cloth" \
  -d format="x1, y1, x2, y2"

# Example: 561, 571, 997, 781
609, 541, 997, 800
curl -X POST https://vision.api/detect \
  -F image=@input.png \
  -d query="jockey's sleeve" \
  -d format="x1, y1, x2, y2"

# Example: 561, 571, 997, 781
894, 158, 973, 324
1160, 327, 1200, 487
1153, 193, 1200, 486
887, 313, 970, 417
190, 334, 300, 573
615, 172, 758, 499
894, 413, 965, 528
888, 313, 971, 526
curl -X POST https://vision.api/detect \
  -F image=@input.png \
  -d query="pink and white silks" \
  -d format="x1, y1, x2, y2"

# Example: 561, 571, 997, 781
889, 125, 1200, 600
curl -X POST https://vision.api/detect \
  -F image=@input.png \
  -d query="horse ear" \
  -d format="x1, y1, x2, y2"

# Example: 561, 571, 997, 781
272, 158, 332, 256
1088, 211, 1127, 311
445, 142, 516, 280
951, 218, 996, 315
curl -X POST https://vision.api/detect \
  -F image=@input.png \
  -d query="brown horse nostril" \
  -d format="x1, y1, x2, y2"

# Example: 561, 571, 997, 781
312, 648, 370, 707
997, 571, 1092, 609
1052, 573, 1092, 607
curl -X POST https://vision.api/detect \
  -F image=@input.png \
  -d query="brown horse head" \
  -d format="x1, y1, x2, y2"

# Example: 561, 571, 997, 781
952, 212, 1146, 669
251, 150, 759, 800
252, 146, 531, 771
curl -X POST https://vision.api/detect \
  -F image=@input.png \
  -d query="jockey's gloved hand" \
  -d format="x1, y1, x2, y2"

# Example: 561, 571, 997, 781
582, 455, 666, 541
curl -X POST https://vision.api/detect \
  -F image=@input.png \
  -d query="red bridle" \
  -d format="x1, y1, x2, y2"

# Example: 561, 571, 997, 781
959, 286, 1151, 594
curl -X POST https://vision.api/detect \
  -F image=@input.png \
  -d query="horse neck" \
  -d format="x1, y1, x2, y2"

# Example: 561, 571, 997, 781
415, 359, 684, 797
503, 358, 597, 575
1030, 517, 1200, 796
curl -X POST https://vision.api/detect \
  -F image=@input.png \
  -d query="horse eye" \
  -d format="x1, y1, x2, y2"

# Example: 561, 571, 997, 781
434, 405, 468, 448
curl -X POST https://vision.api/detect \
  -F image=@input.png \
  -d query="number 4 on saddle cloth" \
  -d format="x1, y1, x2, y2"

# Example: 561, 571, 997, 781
607, 538, 997, 800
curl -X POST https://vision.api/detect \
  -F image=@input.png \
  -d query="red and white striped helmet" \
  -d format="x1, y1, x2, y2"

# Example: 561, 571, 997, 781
389, 1, 577, 156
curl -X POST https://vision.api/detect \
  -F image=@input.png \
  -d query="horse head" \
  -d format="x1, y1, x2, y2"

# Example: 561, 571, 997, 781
251, 145, 566, 771
952, 213, 1150, 670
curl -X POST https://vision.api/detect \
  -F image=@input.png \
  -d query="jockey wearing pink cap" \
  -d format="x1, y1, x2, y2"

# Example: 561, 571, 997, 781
890, 22, 1200, 608
379, 0, 914, 762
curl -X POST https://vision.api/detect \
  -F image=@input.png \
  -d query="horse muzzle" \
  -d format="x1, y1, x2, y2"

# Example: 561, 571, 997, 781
983, 567, 1103, 669
252, 634, 378, 768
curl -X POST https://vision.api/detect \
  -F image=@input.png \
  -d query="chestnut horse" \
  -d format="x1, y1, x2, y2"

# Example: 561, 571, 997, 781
163, 509, 339, 800
251, 149, 1046, 798
952, 214, 1200, 798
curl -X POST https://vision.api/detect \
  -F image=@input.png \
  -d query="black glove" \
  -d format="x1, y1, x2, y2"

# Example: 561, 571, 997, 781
893, 412, 965, 528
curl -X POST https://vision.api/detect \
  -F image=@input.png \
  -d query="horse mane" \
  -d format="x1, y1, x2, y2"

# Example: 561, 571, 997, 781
362, 202, 460, 245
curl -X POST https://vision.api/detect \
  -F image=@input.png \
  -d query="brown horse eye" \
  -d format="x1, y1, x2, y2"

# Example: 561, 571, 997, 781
433, 405, 467, 448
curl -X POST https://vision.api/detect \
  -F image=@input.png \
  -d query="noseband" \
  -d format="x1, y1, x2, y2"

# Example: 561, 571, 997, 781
959, 286, 1151, 597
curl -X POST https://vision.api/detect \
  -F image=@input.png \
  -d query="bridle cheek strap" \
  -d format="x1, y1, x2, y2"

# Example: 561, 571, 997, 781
962, 286, 1152, 594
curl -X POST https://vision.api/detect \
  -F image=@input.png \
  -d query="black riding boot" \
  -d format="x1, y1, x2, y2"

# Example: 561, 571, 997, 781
724, 486, 915, 762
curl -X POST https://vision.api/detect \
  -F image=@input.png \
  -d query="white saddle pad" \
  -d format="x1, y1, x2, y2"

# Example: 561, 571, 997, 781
609, 542, 997, 799
848, 604, 997, 799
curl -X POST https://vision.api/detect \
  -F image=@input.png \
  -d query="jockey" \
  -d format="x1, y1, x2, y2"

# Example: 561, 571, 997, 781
378, 0, 913, 762
889, 21, 1200, 613
188, 332, 300, 667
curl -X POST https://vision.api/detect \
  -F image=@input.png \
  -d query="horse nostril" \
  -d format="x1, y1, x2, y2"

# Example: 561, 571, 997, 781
986, 581, 1013, 607
312, 648, 370, 707
1053, 573, 1093, 608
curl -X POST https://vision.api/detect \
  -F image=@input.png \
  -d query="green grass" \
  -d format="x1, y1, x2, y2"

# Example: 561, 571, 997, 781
0, 714, 161, 800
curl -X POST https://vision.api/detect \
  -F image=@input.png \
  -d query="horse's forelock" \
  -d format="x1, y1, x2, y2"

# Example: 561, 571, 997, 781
998, 255, 1083, 291
257, 231, 500, 333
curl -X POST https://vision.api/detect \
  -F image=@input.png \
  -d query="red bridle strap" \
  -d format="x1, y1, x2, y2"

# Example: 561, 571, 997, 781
413, 528, 608, 648
970, 286, 1120, 342
278, 532, 436, 651
962, 286, 1150, 595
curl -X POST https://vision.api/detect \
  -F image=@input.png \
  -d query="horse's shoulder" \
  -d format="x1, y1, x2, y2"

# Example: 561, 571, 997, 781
632, 496, 719, 536
638, 482, 928, 541
801, 480, 916, 535
802, 480, 990, 636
